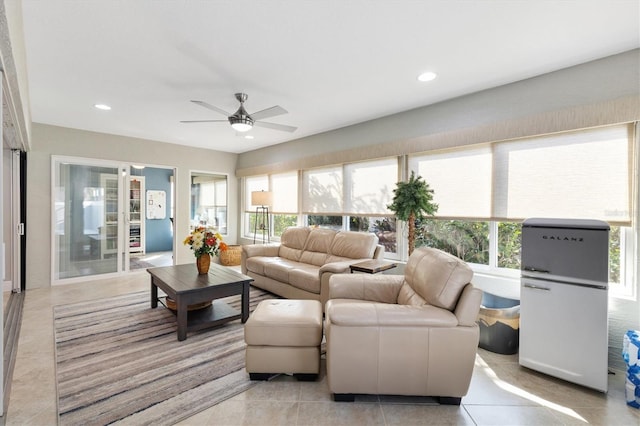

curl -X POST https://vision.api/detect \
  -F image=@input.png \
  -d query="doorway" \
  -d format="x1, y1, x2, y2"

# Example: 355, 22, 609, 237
127, 165, 174, 271
52, 157, 175, 283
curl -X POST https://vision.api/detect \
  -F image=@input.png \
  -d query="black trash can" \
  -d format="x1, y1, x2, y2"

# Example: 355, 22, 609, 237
477, 292, 520, 355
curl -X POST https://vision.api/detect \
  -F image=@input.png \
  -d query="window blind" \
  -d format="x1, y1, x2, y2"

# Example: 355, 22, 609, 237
214, 179, 226, 206
410, 146, 493, 219
410, 124, 633, 225
198, 182, 216, 206
344, 158, 397, 215
302, 166, 343, 214
271, 171, 298, 214
245, 175, 268, 211
493, 124, 632, 224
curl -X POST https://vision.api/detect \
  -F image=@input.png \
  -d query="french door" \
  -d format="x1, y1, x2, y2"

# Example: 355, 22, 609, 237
52, 157, 131, 282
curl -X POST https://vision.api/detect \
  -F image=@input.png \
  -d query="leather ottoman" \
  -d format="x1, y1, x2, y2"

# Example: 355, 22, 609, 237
244, 299, 323, 381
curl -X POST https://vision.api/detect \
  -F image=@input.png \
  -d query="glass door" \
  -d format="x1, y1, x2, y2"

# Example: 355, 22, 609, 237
53, 157, 124, 281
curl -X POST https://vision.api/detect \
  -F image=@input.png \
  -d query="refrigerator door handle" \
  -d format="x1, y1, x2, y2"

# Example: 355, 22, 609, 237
523, 283, 551, 291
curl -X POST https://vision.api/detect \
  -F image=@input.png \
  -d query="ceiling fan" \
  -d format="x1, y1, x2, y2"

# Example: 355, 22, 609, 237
180, 93, 297, 133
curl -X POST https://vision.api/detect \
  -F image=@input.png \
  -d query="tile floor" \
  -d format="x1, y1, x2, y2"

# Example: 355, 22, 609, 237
4, 271, 640, 425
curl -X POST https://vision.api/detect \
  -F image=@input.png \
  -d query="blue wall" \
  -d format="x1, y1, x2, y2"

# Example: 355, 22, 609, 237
142, 167, 173, 252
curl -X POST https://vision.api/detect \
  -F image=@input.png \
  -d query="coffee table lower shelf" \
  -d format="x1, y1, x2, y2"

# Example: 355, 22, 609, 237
168, 300, 242, 333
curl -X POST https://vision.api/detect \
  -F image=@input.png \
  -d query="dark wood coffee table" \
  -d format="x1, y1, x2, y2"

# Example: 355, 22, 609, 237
147, 263, 253, 341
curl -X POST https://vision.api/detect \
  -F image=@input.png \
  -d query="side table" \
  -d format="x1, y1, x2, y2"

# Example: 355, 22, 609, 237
349, 259, 397, 274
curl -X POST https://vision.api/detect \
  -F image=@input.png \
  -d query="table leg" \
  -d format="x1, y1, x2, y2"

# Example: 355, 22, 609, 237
241, 281, 250, 323
176, 298, 188, 341
151, 282, 158, 308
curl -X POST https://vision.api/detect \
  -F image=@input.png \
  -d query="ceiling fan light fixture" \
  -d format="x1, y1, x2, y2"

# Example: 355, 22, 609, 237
230, 116, 253, 132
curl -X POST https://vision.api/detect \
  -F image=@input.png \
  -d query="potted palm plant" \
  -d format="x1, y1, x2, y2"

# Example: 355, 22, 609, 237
387, 171, 438, 255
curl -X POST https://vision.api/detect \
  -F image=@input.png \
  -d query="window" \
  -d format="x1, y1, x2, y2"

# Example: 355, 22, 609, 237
493, 125, 631, 224
416, 219, 490, 265
244, 175, 269, 240
302, 166, 343, 214
190, 172, 227, 234
271, 172, 299, 237
344, 159, 397, 215
410, 146, 492, 218
244, 173, 299, 239
409, 124, 634, 290
307, 215, 343, 230
245, 159, 399, 251
273, 214, 298, 237
272, 172, 298, 214
351, 216, 397, 255
497, 222, 522, 269
301, 159, 399, 254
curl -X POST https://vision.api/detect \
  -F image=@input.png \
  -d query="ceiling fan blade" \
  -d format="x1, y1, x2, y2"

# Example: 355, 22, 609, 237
180, 119, 228, 123
190, 100, 231, 116
250, 105, 288, 121
254, 121, 297, 132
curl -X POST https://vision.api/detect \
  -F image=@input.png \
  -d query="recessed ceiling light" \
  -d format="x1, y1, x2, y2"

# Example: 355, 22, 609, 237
244, 135, 254, 140
94, 103, 111, 110
417, 71, 438, 82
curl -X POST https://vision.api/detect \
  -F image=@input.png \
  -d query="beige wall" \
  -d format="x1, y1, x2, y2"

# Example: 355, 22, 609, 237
27, 123, 239, 289
237, 49, 640, 175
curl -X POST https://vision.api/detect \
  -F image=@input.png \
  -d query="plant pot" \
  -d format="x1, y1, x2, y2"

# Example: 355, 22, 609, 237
196, 254, 211, 274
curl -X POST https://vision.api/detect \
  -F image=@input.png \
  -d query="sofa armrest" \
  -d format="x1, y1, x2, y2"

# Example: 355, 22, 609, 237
243, 243, 280, 258
454, 284, 483, 326
241, 243, 280, 274
373, 244, 385, 259
319, 260, 354, 275
318, 260, 372, 308
328, 274, 404, 304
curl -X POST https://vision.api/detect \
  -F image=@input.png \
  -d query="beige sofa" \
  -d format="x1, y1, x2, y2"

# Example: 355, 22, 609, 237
325, 247, 482, 404
241, 226, 384, 307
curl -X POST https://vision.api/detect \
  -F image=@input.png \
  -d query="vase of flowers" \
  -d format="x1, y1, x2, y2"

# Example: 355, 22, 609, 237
183, 226, 228, 274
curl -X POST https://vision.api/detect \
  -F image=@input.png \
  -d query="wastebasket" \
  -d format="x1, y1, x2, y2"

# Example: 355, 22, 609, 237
477, 292, 520, 355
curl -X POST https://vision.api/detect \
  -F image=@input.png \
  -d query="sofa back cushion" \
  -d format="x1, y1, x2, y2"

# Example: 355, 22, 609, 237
299, 228, 337, 266
278, 227, 310, 262
398, 247, 473, 311
326, 231, 378, 263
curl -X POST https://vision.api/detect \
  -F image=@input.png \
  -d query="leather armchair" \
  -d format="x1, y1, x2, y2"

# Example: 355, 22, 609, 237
325, 247, 482, 405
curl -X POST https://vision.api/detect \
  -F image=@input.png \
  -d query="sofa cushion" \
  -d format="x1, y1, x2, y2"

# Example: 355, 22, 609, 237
399, 247, 473, 311
328, 231, 378, 262
289, 265, 322, 294
299, 228, 336, 266
263, 258, 301, 283
245, 256, 280, 276
278, 227, 310, 261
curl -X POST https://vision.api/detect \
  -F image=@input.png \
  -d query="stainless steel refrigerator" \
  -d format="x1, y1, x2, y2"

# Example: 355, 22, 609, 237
520, 218, 609, 392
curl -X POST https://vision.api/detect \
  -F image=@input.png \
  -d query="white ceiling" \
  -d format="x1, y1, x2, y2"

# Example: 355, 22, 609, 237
20, 0, 640, 154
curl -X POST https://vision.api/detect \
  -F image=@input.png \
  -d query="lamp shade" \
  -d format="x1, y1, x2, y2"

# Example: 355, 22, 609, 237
251, 190, 273, 207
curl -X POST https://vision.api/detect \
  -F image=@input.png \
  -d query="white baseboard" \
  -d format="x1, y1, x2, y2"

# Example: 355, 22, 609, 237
3, 280, 12, 292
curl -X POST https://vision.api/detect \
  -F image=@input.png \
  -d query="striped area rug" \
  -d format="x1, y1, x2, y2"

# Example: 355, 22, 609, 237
54, 287, 273, 425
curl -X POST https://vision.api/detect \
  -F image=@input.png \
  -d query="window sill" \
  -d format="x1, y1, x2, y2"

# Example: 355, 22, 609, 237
471, 271, 520, 301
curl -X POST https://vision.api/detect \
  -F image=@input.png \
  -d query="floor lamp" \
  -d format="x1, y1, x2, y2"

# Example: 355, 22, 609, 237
251, 190, 272, 244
